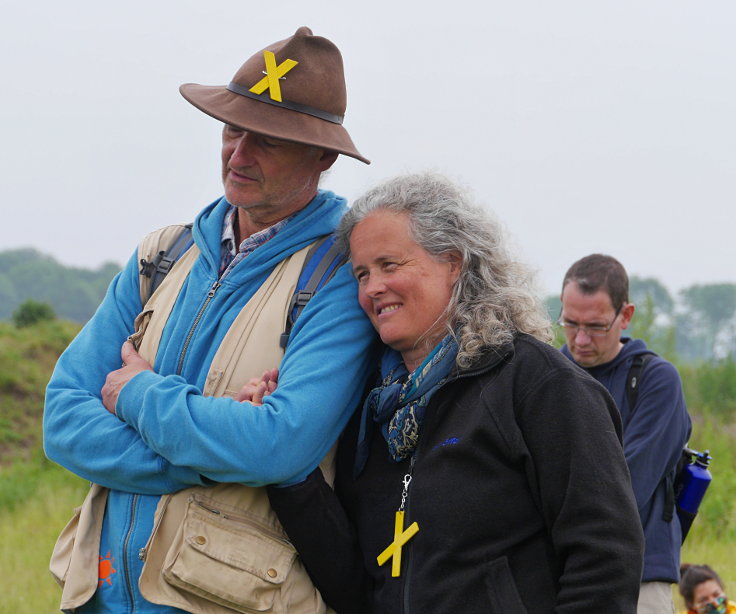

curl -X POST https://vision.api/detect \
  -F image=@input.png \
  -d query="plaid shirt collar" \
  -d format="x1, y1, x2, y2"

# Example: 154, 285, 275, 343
219, 205, 293, 277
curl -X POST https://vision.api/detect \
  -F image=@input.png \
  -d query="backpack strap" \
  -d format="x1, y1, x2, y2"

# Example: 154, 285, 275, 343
626, 352, 681, 523
280, 234, 348, 349
137, 225, 345, 348
138, 223, 194, 305
667, 448, 693, 525
625, 352, 655, 410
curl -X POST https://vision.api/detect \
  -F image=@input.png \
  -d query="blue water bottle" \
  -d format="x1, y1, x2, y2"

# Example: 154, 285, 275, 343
675, 447, 712, 540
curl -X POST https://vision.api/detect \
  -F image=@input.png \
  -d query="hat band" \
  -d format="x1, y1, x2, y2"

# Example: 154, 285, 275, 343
227, 82, 344, 125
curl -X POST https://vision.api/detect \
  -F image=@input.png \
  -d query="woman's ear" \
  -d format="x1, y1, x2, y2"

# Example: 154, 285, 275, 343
445, 251, 463, 283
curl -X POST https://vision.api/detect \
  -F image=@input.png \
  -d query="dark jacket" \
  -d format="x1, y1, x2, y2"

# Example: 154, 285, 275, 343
270, 334, 644, 613
561, 338, 692, 583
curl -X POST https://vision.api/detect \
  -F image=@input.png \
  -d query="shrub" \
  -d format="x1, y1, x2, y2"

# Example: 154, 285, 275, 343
11, 300, 55, 328
680, 358, 736, 420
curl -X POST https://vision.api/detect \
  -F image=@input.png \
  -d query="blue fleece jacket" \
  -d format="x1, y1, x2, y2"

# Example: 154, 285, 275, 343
44, 191, 377, 613
561, 338, 691, 584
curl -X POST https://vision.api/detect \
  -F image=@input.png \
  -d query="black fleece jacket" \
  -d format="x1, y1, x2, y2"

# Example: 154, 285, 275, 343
269, 334, 644, 614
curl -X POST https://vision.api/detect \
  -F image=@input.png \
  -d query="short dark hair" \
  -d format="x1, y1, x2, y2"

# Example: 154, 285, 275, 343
679, 563, 725, 608
562, 253, 629, 312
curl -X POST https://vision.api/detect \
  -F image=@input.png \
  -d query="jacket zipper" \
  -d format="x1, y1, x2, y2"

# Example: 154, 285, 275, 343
123, 494, 139, 613
138, 280, 223, 568
176, 280, 221, 375
398, 373, 476, 614
397, 371, 484, 612
138, 493, 173, 563
401, 455, 417, 614
133, 269, 225, 591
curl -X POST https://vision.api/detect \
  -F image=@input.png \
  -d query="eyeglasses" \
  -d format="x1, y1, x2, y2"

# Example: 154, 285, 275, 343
557, 305, 622, 337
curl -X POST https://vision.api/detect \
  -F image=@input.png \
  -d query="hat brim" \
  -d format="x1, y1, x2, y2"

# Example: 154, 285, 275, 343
180, 84, 370, 164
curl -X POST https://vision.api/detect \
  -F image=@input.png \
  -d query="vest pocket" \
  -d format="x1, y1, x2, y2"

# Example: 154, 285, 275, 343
162, 494, 297, 613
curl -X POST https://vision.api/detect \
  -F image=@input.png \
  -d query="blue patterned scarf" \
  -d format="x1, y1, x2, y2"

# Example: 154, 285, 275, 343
354, 335, 459, 477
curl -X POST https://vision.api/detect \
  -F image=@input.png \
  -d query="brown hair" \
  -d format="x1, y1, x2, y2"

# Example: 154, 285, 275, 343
679, 563, 725, 608
562, 253, 629, 312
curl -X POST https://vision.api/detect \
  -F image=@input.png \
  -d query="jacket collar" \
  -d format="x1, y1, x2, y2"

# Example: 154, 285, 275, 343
190, 189, 347, 275
453, 336, 516, 380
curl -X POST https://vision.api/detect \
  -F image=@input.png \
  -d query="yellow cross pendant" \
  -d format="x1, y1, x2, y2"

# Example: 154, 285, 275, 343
376, 511, 419, 577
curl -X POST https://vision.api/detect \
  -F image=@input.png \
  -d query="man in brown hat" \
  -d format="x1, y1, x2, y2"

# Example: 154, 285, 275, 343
44, 27, 375, 614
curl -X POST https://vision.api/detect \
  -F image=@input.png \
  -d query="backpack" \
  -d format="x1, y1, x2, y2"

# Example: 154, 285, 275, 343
626, 353, 707, 541
138, 225, 347, 349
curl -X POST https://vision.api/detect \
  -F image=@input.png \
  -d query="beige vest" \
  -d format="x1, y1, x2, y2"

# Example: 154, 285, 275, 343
50, 227, 335, 614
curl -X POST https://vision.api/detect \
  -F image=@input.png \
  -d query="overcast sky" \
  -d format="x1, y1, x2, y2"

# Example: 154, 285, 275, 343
2, 1, 734, 297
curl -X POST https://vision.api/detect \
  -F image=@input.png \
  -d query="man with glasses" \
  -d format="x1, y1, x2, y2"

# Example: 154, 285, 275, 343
559, 253, 691, 614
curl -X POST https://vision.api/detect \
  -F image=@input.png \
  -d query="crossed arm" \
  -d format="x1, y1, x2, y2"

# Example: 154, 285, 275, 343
43, 253, 206, 494
103, 342, 278, 412
45, 251, 377, 492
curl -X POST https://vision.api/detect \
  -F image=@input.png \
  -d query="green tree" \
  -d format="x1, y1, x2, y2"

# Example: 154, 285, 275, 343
629, 276, 674, 316
680, 284, 736, 360
543, 295, 566, 348
627, 294, 677, 360
629, 293, 656, 345
0, 248, 121, 323
12, 299, 56, 328
0, 274, 18, 319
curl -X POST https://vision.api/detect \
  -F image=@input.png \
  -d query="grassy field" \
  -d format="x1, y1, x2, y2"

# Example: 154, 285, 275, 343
0, 319, 86, 614
1, 319, 734, 613
4, 427, 733, 614
0, 460, 87, 613
676, 411, 736, 609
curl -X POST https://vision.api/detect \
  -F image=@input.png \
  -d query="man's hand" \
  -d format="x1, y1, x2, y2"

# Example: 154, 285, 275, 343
235, 368, 279, 406
102, 341, 154, 415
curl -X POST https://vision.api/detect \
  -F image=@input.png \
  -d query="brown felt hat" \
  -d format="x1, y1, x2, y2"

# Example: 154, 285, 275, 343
180, 26, 369, 164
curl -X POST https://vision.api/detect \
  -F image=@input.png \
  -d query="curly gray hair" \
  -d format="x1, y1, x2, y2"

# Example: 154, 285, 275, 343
337, 171, 552, 368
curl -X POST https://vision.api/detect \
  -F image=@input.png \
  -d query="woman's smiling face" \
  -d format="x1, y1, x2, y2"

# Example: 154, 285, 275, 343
350, 209, 461, 371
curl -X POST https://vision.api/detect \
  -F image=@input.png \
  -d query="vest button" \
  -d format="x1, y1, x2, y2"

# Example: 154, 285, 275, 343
195, 535, 206, 545
267, 568, 278, 578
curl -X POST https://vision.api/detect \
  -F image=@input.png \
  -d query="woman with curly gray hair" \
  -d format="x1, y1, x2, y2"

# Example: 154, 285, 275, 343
264, 172, 644, 614
336, 170, 552, 367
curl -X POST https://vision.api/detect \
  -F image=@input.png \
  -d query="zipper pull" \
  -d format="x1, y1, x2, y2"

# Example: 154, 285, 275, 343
138, 547, 146, 561
207, 281, 221, 298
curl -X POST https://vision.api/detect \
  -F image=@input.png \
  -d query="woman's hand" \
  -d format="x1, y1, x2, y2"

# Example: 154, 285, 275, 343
235, 368, 279, 405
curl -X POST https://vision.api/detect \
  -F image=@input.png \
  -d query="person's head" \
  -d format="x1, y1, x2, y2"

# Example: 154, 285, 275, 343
337, 172, 551, 370
218, 126, 338, 225
179, 27, 368, 223
559, 253, 635, 368
679, 564, 728, 613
